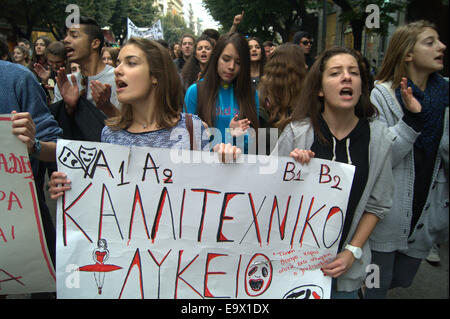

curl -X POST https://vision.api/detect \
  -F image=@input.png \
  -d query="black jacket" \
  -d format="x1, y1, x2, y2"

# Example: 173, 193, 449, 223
49, 96, 106, 142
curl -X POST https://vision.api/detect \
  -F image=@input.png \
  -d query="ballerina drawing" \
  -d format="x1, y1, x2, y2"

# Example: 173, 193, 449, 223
78, 239, 122, 295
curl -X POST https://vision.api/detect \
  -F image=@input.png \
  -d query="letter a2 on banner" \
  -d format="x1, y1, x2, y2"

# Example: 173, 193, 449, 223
55, 139, 355, 299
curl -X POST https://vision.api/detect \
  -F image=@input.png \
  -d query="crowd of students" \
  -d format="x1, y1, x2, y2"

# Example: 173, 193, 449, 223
0, 13, 448, 299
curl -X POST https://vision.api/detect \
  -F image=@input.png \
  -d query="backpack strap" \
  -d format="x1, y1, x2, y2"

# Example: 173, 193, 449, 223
185, 113, 194, 151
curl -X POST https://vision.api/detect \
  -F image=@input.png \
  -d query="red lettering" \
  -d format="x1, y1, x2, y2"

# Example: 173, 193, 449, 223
174, 250, 202, 299
247, 193, 262, 246
148, 249, 172, 298
299, 197, 325, 248
178, 189, 186, 239
151, 187, 176, 243
61, 183, 94, 246
323, 206, 344, 248
290, 195, 304, 248
267, 196, 291, 244
119, 249, 144, 299
0, 227, 7, 242
128, 185, 151, 243
0, 268, 24, 287
217, 192, 243, 242
191, 189, 221, 242
0, 154, 9, 172
204, 253, 227, 298
98, 184, 123, 241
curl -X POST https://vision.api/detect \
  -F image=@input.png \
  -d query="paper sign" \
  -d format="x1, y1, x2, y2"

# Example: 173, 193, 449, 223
127, 18, 163, 40
0, 115, 55, 294
55, 139, 355, 299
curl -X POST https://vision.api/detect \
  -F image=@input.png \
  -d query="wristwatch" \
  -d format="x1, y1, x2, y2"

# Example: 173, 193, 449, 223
31, 138, 41, 158
345, 244, 362, 259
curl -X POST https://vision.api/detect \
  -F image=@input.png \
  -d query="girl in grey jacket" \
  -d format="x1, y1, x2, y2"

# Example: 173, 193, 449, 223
366, 20, 448, 299
277, 47, 395, 298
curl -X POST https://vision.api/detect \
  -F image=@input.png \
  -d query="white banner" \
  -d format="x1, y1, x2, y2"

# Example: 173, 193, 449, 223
0, 115, 55, 294
55, 139, 355, 299
127, 18, 163, 40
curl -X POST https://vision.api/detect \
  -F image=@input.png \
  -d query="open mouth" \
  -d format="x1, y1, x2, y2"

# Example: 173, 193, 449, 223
339, 88, 353, 97
65, 47, 75, 57
116, 79, 128, 91
249, 279, 264, 291
435, 55, 444, 63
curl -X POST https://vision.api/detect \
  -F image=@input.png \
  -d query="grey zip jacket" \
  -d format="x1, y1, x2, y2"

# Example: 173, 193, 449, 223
369, 81, 449, 259
276, 118, 395, 292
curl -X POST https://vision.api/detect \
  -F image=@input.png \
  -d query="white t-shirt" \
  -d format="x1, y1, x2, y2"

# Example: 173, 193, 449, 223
54, 64, 119, 108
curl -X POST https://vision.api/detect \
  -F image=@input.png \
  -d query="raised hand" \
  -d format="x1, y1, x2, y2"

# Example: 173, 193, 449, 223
56, 67, 80, 114
33, 63, 51, 84
90, 80, 112, 109
400, 77, 422, 113
229, 114, 251, 137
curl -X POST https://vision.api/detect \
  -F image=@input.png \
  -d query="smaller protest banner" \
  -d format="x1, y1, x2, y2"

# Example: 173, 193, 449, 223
0, 115, 55, 294
127, 18, 163, 40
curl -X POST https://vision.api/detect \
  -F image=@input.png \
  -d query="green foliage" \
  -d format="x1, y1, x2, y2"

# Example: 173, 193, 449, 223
0, 0, 157, 43
336, 0, 406, 37
161, 12, 195, 45
203, 0, 320, 42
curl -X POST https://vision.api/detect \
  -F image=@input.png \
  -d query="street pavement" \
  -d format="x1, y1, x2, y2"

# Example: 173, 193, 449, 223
387, 241, 449, 299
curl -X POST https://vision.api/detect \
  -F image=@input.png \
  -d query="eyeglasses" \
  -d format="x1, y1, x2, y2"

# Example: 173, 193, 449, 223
301, 40, 313, 46
80, 74, 88, 98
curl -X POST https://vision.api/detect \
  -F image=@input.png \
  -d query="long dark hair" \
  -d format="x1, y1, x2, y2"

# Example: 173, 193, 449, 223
197, 32, 258, 129
290, 46, 378, 143
247, 36, 266, 76
181, 34, 214, 90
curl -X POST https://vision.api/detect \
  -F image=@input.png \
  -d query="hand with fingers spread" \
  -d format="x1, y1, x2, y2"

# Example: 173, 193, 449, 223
10, 111, 37, 154
90, 80, 112, 109
229, 114, 251, 137
48, 171, 72, 199
56, 67, 80, 114
289, 148, 315, 165
400, 77, 422, 113
33, 63, 51, 84
213, 143, 242, 163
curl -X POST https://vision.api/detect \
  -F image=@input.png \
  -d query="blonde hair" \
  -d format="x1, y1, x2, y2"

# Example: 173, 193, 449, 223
105, 37, 183, 130
376, 20, 437, 89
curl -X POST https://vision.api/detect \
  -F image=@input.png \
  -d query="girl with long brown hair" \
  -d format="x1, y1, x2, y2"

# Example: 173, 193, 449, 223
181, 35, 214, 91
276, 46, 395, 298
48, 38, 241, 199
184, 32, 259, 154
257, 43, 307, 154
